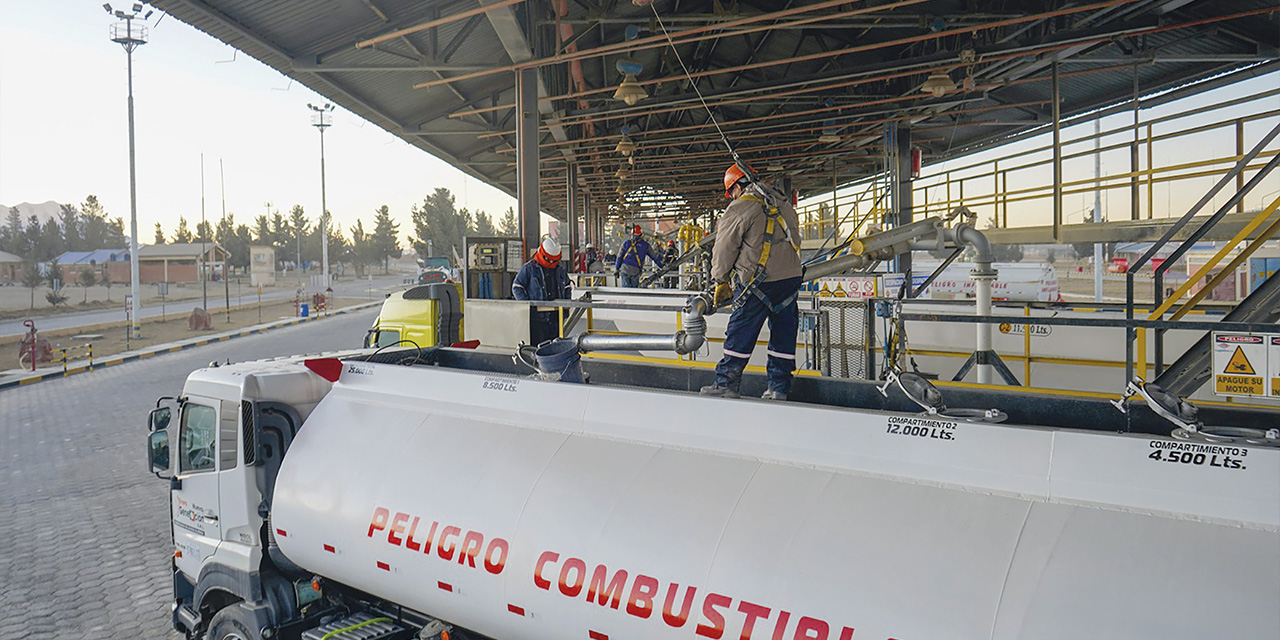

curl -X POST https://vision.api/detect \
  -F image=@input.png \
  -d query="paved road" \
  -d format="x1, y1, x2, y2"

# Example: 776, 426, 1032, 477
0, 274, 406, 338
0, 308, 379, 639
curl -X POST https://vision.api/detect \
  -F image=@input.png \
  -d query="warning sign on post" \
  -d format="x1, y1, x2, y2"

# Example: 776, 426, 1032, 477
1270, 336, 1280, 397
1212, 333, 1267, 397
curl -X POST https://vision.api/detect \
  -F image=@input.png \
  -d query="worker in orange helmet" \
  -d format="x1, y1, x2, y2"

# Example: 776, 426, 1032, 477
700, 163, 802, 400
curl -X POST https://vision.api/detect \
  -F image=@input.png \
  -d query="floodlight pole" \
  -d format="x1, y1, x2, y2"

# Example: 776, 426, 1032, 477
308, 104, 333, 289
112, 13, 147, 339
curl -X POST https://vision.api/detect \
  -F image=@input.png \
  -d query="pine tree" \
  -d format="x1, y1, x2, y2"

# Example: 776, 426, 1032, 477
498, 208, 517, 235
3, 207, 22, 255
172, 217, 194, 243
154, 222, 166, 244
474, 210, 497, 236
408, 188, 473, 263
195, 220, 213, 244
253, 215, 271, 245
21, 257, 42, 309
371, 205, 401, 273
59, 204, 81, 251
78, 267, 96, 303
350, 219, 371, 277
289, 205, 308, 265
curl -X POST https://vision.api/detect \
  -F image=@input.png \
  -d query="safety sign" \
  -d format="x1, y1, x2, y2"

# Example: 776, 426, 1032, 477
1212, 333, 1268, 397
1271, 336, 1280, 397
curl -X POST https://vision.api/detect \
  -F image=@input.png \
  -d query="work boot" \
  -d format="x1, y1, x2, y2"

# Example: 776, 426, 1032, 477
700, 384, 740, 399
760, 389, 788, 401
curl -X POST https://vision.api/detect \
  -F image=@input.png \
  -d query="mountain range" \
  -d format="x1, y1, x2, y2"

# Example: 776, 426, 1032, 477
0, 201, 65, 226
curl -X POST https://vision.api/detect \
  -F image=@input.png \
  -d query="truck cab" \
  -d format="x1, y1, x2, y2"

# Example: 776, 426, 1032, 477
147, 359, 334, 639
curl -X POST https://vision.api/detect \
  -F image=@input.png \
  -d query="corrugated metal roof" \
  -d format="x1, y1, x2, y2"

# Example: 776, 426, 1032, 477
150, 0, 1279, 219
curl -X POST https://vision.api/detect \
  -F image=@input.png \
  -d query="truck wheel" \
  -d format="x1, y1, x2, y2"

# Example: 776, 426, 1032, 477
206, 604, 262, 640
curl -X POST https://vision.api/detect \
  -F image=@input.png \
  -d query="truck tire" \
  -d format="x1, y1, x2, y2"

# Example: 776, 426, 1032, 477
206, 603, 262, 640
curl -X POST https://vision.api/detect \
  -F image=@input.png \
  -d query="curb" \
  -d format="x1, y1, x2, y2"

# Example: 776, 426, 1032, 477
0, 301, 381, 391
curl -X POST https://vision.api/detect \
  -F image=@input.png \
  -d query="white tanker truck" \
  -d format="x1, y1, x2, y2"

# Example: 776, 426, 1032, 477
144, 215, 1278, 640
146, 343, 1278, 640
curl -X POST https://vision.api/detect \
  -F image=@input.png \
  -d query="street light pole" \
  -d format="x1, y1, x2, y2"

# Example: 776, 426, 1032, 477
308, 103, 334, 289
107, 3, 152, 339
221, 158, 231, 323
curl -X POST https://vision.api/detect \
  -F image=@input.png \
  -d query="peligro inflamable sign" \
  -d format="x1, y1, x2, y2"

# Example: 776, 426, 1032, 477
1211, 332, 1272, 398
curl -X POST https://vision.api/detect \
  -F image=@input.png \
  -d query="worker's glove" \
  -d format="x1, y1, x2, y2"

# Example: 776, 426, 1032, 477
711, 281, 733, 308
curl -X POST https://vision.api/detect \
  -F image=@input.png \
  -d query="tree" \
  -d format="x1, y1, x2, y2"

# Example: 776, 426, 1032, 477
195, 220, 213, 244
46, 259, 64, 291
154, 222, 166, 245
409, 188, 474, 263
78, 195, 124, 249
78, 267, 96, 304
2, 206, 24, 255
498, 208, 517, 235
215, 215, 251, 271
371, 205, 401, 273
349, 219, 372, 277
20, 257, 42, 309
59, 204, 82, 251
172, 216, 194, 243
473, 210, 497, 236
253, 215, 272, 245
289, 205, 308, 265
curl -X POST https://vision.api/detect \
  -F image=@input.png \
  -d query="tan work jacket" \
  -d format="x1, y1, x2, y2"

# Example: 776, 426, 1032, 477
710, 188, 803, 285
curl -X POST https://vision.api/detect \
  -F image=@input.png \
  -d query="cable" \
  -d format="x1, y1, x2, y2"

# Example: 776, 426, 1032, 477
647, 3, 755, 182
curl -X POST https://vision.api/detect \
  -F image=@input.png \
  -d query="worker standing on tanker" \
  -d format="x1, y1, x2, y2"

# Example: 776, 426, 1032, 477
614, 225, 663, 287
513, 236, 572, 343
701, 164, 803, 400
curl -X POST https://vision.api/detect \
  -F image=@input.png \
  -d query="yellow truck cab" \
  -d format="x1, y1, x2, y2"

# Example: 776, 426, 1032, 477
363, 283, 463, 349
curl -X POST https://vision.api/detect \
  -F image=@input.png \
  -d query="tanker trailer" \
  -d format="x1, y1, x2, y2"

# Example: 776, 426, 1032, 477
145, 348, 1279, 640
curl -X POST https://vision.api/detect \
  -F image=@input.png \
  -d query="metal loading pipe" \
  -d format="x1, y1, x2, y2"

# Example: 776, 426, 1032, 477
576, 295, 710, 355
956, 224, 998, 384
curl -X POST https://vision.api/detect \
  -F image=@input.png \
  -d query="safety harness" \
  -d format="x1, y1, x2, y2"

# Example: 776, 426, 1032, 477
619, 237, 645, 275
731, 189, 801, 312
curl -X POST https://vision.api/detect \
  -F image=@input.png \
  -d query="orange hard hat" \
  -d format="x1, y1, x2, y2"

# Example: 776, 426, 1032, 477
723, 163, 751, 198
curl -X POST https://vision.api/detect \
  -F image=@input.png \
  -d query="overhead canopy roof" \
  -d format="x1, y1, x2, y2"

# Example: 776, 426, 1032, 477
151, 0, 1279, 220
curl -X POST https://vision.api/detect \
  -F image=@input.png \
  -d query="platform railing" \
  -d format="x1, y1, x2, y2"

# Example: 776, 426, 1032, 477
796, 86, 1280, 243
909, 87, 1280, 227
1126, 119, 1280, 381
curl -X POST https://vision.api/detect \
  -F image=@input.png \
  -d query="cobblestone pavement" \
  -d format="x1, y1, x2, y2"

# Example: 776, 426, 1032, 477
0, 309, 378, 639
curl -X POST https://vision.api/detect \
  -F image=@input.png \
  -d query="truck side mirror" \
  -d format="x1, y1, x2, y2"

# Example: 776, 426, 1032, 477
148, 430, 170, 474
150, 406, 171, 431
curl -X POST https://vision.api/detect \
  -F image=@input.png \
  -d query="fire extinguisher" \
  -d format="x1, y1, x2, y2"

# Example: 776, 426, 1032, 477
910, 147, 923, 178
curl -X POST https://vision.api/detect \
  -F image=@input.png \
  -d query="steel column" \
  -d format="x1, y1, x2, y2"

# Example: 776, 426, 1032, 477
1130, 65, 1140, 221
516, 67, 540, 256
893, 126, 913, 275
566, 163, 578, 269
1052, 61, 1062, 242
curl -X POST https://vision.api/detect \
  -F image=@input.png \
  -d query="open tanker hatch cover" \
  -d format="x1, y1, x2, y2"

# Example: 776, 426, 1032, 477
151, 0, 1279, 220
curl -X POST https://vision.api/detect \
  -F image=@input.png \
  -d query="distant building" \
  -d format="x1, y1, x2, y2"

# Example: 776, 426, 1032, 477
55, 249, 130, 283
0, 250, 23, 284
249, 246, 276, 287
104, 243, 228, 284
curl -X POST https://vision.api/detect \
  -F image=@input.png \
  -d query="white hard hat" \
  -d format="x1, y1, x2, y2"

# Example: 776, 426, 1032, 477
541, 236, 562, 255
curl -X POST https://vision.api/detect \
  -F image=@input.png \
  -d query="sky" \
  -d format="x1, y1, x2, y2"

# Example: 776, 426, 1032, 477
0, 0, 518, 245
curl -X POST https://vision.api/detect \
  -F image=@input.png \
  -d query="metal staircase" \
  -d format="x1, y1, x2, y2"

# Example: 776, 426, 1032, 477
1153, 271, 1280, 396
